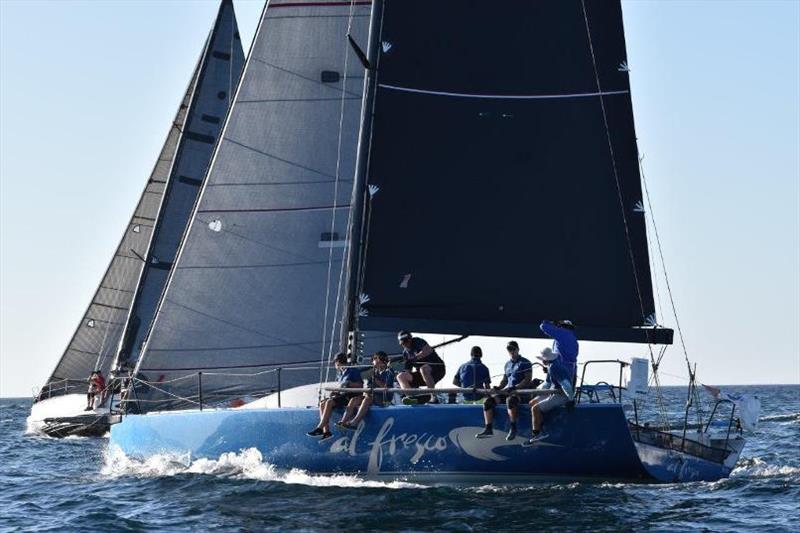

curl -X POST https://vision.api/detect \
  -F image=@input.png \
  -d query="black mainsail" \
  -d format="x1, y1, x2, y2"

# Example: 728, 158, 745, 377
350, 0, 673, 346
37, 0, 243, 401
114, 0, 244, 369
131, 0, 372, 411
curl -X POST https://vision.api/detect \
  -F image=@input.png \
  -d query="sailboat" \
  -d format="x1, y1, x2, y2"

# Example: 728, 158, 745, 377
110, 0, 753, 482
28, 0, 245, 438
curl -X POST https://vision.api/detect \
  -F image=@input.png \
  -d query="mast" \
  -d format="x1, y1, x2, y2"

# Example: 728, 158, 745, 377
341, 0, 385, 357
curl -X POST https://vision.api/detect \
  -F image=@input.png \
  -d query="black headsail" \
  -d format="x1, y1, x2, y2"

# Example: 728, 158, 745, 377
113, 0, 244, 370
37, 0, 245, 402
350, 0, 672, 345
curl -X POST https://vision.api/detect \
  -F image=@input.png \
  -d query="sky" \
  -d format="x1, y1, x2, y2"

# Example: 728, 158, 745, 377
1, 0, 798, 398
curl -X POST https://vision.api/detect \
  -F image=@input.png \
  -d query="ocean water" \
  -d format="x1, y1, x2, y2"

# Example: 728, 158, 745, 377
1, 385, 798, 532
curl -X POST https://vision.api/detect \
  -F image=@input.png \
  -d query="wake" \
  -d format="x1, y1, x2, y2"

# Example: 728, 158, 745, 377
102, 445, 425, 490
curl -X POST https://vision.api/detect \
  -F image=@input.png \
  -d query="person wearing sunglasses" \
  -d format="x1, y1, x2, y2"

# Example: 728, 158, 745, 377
475, 340, 532, 441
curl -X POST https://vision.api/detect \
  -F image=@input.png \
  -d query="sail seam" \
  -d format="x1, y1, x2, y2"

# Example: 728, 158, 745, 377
197, 205, 348, 213
224, 138, 339, 179
251, 57, 362, 98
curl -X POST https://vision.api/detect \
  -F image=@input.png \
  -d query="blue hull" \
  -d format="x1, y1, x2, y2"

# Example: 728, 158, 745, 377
112, 403, 657, 481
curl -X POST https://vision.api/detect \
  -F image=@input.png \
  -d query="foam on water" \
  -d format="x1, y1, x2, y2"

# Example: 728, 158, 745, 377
102, 445, 426, 490
731, 457, 800, 478
760, 412, 800, 423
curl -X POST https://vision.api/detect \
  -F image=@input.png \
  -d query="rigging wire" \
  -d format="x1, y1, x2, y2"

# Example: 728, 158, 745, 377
639, 154, 704, 425
319, 0, 362, 396
579, 0, 670, 429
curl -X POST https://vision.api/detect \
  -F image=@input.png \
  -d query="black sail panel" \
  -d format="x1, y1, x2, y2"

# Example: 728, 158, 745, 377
115, 0, 245, 368
358, 0, 668, 344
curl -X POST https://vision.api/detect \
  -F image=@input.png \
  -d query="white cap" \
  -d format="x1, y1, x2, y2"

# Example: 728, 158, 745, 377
537, 347, 558, 362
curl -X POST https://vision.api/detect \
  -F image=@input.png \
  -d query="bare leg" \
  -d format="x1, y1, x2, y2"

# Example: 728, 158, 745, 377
483, 403, 495, 425
528, 398, 537, 430
508, 406, 518, 423
319, 400, 336, 432
340, 396, 363, 424
420, 365, 438, 401
397, 371, 413, 389
350, 394, 374, 426
532, 404, 543, 433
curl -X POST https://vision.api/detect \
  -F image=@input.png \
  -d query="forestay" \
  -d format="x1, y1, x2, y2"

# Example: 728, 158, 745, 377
132, 0, 372, 411
355, 0, 672, 345
38, 57, 201, 400
115, 0, 245, 369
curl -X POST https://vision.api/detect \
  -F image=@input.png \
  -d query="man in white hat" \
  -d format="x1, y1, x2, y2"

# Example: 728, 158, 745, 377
524, 347, 574, 445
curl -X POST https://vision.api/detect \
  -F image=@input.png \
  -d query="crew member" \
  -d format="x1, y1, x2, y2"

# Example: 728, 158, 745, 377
396, 330, 446, 404
85, 371, 98, 411
540, 320, 579, 379
476, 340, 532, 440
338, 351, 395, 430
525, 347, 575, 445
452, 346, 491, 403
307, 352, 363, 440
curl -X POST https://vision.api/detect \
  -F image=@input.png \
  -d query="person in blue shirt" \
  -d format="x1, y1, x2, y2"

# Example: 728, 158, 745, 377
307, 351, 363, 440
396, 330, 446, 404
476, 340, 533, 441
540, 319, 579, 379
338, 351, 395, 430
451, 346, 491, 403
524, 347, 575, 445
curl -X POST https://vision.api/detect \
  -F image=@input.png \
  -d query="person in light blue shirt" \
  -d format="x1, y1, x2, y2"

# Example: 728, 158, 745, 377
452, 346, 491, 402
524, 347, 575, 445
338, 351, 395, 430
540, 320, 579, 379
307, 352, 363, 440
476, 340, 533, 441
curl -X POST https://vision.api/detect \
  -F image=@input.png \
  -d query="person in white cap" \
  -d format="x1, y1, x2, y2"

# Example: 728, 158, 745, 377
524, 347, 575, 445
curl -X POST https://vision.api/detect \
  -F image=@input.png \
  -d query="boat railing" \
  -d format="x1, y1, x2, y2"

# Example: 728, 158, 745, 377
576, 359, 628, 405
119, 365, 323, 413
628, 421, 734, 464
627, 399, 739, 464
34, 378, 88, 401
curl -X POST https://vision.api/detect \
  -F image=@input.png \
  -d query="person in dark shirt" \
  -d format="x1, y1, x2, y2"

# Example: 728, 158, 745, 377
395, 330, 446, 404
307, 352, 363, 440
452, 346, 491, 403
338, 351, 395, 430
476, 340, 533, 441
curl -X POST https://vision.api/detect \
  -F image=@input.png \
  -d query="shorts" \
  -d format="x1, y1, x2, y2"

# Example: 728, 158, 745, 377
370, 392, 393, 407
536, 392, 568, 413
495, 392, 531, 405
329, 393, 357, 409
409, 364, 446, 387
